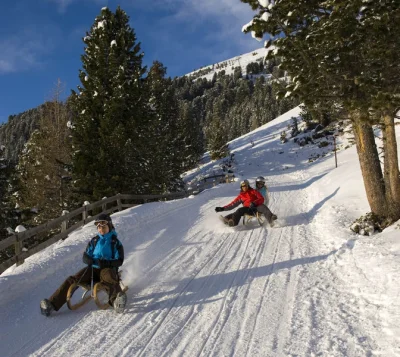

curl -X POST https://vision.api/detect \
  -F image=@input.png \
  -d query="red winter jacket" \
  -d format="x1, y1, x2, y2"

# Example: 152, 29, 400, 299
223, 187, 264, 211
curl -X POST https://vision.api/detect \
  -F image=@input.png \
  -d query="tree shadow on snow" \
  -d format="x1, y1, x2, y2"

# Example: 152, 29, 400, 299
271, 172, 328, 192
282, 187, 340, 227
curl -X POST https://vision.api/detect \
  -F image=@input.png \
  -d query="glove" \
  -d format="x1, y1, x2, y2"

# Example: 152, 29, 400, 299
98, 259, 112, 269
215, 207, 224, 212
82, 252, 93, 266
249, 202, 256, 209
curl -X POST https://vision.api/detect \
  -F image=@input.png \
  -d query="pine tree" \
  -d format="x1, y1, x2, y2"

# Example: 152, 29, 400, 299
16, 80, 72, 225
70, 6, 147, 199
207, 101, 230, 160
0, 145, 15, 240
144, 61, 184, 192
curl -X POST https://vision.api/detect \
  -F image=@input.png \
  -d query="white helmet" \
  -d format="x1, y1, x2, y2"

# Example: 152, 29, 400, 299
240, 179, 250, 187
256, 176, 265, 184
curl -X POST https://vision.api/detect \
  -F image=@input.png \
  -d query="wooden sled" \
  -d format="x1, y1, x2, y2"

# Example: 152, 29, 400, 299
243, 212, 266, 226
66, 271, 128, 311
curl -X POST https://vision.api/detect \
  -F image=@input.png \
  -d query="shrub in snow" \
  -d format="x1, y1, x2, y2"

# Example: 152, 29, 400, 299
294, 136, 314, 147
350, 213, 385, 236
280, 131, 288, 143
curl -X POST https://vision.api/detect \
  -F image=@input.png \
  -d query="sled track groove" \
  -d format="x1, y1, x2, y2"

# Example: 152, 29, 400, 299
195, 229, 257, 356
112, 231, 239, 356
135, 232, 237, 357
228, 227, 273, 356
199, 228, 272, 357
157, 230, 248, 356
244, 227, 284, 357
144, 230, 209, 275
26, 309, 100, 357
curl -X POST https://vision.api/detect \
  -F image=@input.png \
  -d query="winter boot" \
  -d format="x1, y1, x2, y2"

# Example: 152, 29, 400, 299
228, 219, 235, 227
271, 214, 277, 221
222, 216, 230, 225
40, 299, 54, 317
113, 292, 127, 313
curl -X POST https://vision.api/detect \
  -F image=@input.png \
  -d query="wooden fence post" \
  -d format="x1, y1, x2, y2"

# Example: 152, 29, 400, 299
82, 203, 88, 223
61, 210, 69, 233
14, 234, 23, 266
117, 194, 122, 211
102, 197, 107, 212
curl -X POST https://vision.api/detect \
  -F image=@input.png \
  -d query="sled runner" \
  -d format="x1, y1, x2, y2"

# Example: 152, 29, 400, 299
243, 212, 266, 226
66, 270, 128, 311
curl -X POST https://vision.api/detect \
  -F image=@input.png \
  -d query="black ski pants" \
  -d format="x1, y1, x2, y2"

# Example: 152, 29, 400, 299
224, 204, 274, 226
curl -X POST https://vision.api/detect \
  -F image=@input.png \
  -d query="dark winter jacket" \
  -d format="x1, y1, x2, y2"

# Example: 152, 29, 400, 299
82, 230, 124, 269
223, 187, 264, 211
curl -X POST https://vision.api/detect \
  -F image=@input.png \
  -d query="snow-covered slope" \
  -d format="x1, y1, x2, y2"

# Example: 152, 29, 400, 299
185, 47, 269, 81
1, 107, 399, 357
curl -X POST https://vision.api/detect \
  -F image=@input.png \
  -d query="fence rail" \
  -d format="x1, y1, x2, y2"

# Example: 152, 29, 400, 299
0, 192, 188, 275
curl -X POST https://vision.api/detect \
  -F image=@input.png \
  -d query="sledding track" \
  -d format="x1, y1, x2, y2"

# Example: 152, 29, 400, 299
0, 164, 383, 357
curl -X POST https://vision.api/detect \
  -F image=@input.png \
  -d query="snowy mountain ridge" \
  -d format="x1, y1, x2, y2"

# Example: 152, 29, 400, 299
185, 47, 270, 81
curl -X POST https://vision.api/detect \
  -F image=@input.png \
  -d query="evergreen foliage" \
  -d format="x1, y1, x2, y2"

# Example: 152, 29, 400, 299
0, 145, 16, 241
69, 6, 148, 200
206, 101, 230, 160
144, 61, 185, 193
16, 81, 72, 225
0, 108, 41, 164
171, 65, 298, 149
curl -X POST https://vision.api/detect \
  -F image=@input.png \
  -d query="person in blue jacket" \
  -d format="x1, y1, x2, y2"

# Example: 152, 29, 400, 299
40, 213, 126, 316
255, 176, 277, 224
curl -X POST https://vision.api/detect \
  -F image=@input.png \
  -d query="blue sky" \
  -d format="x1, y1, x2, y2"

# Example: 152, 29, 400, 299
0, 0, 261, 123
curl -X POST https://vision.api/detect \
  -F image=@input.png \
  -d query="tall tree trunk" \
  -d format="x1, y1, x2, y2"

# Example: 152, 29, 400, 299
352, 111, 388, 216
382, 113, 400, 221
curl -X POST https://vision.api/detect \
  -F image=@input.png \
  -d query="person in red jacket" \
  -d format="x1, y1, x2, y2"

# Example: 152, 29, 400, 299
215, 179, 274, 226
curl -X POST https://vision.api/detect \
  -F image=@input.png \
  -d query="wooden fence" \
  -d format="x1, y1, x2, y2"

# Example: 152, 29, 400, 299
187, 173, 235, 194
0, 192, 187, 275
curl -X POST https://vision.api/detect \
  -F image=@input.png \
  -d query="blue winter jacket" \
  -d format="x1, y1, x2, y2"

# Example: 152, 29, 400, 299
82, 230, 124, 269
257, 186, 269, 206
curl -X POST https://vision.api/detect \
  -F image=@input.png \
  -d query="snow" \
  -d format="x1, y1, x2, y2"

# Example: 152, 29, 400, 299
186, 47, 271, 80
14, 225, 26, 233
259, 0, 270, 7
261, 11, 271, 22
1, 106, 400, 356
242, 19, 254, 33
251, 31, 263, 41
97, 20, 106, 29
